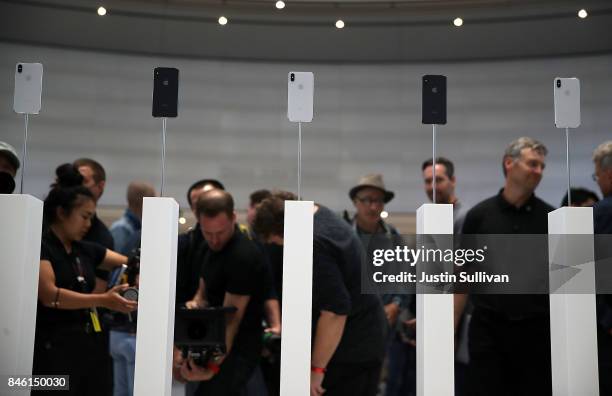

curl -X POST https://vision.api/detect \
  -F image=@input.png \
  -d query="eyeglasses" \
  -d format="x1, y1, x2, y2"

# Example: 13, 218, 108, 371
356, 197, 385, 206
592, 173, 599, 182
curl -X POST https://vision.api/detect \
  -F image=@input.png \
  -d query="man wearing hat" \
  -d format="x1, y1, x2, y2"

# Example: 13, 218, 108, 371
347, 174, 415, 396
0, 141, 21, 194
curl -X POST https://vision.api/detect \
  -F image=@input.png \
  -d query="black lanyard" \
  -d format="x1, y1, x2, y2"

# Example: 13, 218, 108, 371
70, 253, 88, 293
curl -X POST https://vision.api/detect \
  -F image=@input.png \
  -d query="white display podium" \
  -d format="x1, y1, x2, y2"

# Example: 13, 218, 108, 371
548, 207, 599, 396
134, 197, 179, 396
0, 194, 43, 396
416, 203, 455, 396
280, 200, 314, 396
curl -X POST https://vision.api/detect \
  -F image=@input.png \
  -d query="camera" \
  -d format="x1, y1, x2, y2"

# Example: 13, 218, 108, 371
556, 79, 561, 88
17, 64, 22, 73
290, 73, 295, 82
174, 306, 237, 366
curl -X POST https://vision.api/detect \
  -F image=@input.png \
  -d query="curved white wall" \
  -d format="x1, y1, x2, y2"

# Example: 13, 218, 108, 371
1, 42, 610, 212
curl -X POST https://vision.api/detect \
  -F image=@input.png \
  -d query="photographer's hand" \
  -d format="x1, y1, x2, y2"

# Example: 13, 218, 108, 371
180, 358, 215, 382
172, 346, 186, 383
102, 284, 138, 313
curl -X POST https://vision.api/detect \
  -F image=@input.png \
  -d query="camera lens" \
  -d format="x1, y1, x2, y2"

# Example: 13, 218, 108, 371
290, 73, 295, 82
556, 79, 561, 88
17, 64, 22, 73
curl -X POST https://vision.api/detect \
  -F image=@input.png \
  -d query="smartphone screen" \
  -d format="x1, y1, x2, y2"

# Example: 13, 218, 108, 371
422, 75, 447, 125
152, 67, 179, 118
554, 77, 580, 128
287, 72, 314, 123
14, 63, 43, 114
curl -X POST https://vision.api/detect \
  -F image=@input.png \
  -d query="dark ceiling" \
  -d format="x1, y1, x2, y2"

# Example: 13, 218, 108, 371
1, 0, 611, 62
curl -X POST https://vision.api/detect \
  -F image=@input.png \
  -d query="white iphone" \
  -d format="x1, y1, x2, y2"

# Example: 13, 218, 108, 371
14, 63, 43, 114
554, 77, 580, 128
287, 72, 314, 123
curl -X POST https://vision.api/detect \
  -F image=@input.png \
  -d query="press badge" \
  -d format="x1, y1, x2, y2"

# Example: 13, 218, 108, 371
90, 308, 102, 333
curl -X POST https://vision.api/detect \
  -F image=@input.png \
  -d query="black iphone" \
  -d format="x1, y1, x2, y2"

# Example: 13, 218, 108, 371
422, 75, 447, 125
152, 67, 179, 118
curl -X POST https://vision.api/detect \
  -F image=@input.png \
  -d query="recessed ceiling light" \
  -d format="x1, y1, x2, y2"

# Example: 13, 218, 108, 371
380, 211, 389, 219
335, 19, 345, 29
578, 9, 588, 19
178, 217, 186, 225
97, 6, 107, 16
218, 16, 228, 25
453, 17, 463, 27
276, 0, 285, 10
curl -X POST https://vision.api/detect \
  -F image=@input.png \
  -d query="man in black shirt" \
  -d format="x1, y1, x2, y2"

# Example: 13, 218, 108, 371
592, 141, 612, 396
456, 137, 553, 396
178, 189, 267, 396
177, 178, 225, 305
253, 191, 387, 396
74, 158, 114, 250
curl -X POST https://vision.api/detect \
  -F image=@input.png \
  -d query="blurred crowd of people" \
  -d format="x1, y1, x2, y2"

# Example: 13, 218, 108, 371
0, 136, 611, 396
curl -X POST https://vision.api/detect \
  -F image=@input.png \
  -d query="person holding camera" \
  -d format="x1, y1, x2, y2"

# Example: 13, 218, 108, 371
177, 189, 267, 396
33, 164, 137, 396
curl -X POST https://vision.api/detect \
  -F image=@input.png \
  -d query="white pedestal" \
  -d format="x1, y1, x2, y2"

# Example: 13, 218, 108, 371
134, 197, 179, 396
280, 200, 314, 396
416, 203, 454, 396
548, 207, 599, 396
0, 194, 43, 392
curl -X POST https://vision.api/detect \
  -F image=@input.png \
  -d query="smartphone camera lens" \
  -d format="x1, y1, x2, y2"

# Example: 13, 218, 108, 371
17, 64, 22, 73
290, 73, 295, 82
556, 79, 561, 88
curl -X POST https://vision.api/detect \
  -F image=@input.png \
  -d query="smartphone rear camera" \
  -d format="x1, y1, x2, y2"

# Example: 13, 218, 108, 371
556, 79, 561, 88
290, 73, 295, 82
17, 64, 22, 73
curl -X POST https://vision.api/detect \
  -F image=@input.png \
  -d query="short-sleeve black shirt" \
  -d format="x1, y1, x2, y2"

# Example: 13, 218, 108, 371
37, 229, 107, 330
312, 206, 387, 364
461, 189, 554, 319
200, 226, 265, 361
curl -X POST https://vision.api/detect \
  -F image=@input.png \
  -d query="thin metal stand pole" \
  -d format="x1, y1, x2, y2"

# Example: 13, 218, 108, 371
161, 117, 167, 197
19, 113, 29, 194
298, 121, 302, 200
432, 124, 437, 204
566, 127, 571, 206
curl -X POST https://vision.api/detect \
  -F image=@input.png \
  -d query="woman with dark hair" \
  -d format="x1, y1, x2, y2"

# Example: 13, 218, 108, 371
33, 164, 137, 396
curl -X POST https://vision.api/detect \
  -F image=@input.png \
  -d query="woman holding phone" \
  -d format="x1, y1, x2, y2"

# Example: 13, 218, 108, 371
32, 164, 137, 396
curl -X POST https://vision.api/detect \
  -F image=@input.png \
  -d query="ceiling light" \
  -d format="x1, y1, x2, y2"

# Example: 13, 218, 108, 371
335, 19, 345, 29
97, 6, 107, 16
179, 217, 186, 225
218, 16, 228, 25
380, 211, 389, 219
578, 9, 588, 19
276, 1, 285, 10
453, 17, 463, 27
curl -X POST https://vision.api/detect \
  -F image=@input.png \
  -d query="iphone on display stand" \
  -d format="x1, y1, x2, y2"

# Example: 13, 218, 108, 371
14, 62, 43, 114
13, 62, 43, 193
287, 72, 314, 123
554, 77, 580, 129
422, 74, 447, 125
554, 77, 581, 206
152, 67, 179, 118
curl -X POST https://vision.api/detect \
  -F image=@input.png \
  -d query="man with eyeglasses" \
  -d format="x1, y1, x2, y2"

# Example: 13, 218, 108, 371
592, 141, 612, 396
347, 174, 412, 396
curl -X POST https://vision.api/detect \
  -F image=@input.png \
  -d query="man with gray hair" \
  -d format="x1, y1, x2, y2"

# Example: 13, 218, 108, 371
455, 137, 554, 395
592, 140, 612, 395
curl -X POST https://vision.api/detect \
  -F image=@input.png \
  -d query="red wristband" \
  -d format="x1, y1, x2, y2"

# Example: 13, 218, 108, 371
311, 366, 326, 374
207, 362, 221, 374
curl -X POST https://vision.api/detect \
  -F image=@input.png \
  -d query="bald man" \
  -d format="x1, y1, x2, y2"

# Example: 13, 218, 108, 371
110, 181, 157, 254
